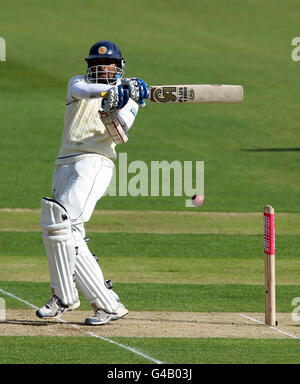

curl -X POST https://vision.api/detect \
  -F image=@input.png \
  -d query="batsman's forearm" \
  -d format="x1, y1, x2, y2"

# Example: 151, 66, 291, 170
71, 82, 114, 100
117, 99, 139, 131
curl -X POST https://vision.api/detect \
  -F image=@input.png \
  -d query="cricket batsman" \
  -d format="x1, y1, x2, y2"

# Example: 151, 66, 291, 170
36, 40, 149, 325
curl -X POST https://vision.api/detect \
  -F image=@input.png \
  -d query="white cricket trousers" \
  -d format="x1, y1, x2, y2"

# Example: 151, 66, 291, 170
49, 155, 120, 312
52, 155, 114, 233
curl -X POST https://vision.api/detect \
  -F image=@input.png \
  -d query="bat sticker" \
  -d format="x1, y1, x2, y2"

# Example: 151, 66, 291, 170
150, 87, 177, 103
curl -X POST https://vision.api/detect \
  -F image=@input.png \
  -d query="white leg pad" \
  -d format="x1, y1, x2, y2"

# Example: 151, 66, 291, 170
74, 236, 119, 313
40, 198, 78, 305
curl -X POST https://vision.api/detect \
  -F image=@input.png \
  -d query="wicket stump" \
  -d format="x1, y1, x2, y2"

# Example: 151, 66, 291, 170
264, 205, 276, 326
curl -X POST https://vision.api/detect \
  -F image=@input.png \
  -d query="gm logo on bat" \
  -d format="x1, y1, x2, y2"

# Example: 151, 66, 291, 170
150, 86, 195, 103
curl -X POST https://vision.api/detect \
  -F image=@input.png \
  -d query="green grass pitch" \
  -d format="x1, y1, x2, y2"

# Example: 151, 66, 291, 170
0, 0, 300, 366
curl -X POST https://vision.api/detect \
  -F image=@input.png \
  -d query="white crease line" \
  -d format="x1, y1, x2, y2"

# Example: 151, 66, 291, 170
240, 314, 300, 340
0, 289, 38, 310
0, 288, 163, 364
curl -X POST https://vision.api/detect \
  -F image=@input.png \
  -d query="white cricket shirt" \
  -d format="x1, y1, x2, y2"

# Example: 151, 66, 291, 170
55, 75, 139, 165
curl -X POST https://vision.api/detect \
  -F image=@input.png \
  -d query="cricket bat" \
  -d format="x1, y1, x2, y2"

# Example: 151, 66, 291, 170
100, 84, 243, 103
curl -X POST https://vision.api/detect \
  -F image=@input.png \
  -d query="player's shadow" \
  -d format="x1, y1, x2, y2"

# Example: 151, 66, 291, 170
2, 319, 86, 326
2, 319, 55, 326
242, 148, 300, 152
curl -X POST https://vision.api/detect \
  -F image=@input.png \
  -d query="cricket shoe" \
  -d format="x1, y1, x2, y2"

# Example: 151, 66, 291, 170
85, 303, 128, 326
36, 295, 80, 319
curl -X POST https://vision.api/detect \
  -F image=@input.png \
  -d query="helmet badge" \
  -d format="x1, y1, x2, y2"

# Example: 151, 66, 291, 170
98, 46, 108, 55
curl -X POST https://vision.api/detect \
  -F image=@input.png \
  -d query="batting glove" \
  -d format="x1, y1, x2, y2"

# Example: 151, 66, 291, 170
101, 85, 129, 113
121, 78, 149, 106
